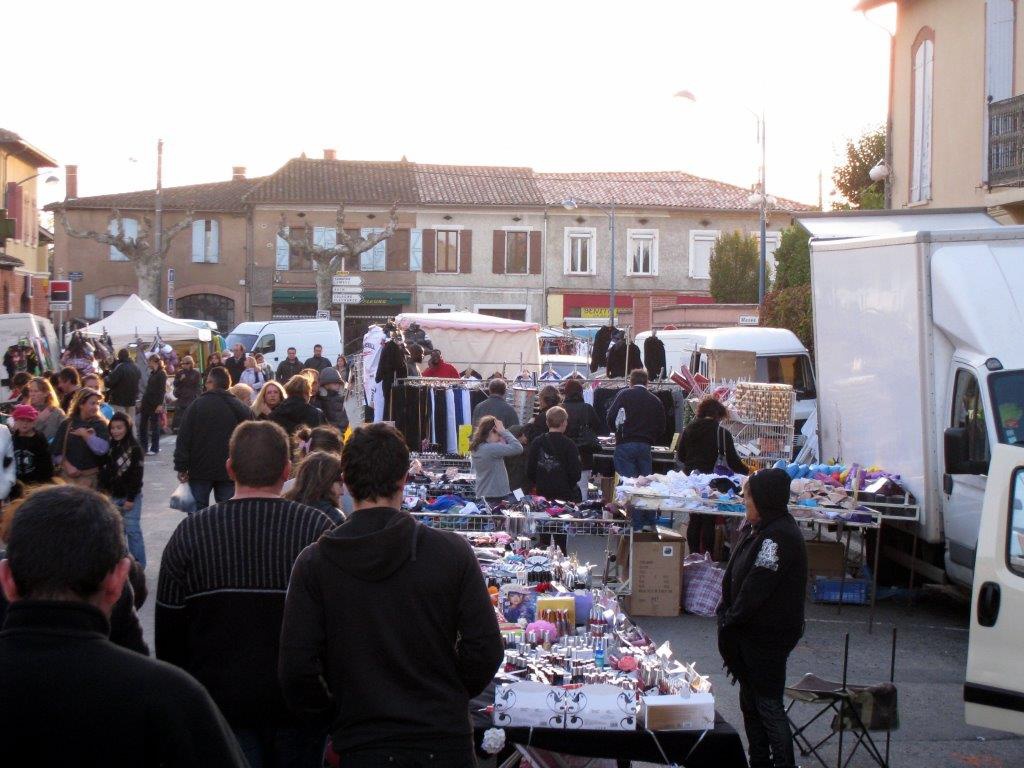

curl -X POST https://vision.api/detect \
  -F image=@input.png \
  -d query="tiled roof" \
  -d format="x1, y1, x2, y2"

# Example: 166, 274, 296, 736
50, 177, 264, 213
0, 127, 58, 168
244, 159, 419, 205
536, 171, 814, 212
413, 164, 543, 206
0, 128, 21, 143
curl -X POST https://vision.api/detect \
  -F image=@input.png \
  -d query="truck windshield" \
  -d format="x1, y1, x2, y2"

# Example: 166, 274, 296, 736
756, 355, 816, 398
224, 333, 257, 352
989, 370, 1024, 446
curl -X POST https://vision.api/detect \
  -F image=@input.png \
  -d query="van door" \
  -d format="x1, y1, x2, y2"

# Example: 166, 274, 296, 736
253, 334, 278, 367
965, 445, 1024, 735
943, 367, 992, 581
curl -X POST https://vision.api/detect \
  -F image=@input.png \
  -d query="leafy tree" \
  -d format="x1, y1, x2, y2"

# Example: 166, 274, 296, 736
832, 125, 885, 210
761, 284, 814, 354
772, 224, 811, 290
709, 230, 759, 303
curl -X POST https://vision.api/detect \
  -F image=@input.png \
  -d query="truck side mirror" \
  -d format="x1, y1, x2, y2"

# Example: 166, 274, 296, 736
797, 385, 817, 401
944, 427, 968, 475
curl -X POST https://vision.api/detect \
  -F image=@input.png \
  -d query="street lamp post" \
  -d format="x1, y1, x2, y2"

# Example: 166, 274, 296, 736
561, 197, 617, 324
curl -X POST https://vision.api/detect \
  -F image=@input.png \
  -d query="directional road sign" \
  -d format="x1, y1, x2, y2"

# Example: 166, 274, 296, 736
332, 275, 363, 287
332, 293, 362, 305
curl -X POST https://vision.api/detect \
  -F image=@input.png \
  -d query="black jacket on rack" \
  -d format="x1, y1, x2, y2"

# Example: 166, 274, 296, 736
376, 339, 408, 421
606, 339, 643, 378
590, 326, 614, 373
644, 335, 668, 379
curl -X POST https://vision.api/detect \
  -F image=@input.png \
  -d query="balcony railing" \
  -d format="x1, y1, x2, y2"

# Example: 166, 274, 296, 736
989, 94, 1024, 186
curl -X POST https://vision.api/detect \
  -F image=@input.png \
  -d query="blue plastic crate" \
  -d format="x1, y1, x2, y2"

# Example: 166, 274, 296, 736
811, 576, 870, 605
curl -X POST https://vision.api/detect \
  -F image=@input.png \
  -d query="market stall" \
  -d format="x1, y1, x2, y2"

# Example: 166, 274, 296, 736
395, 311, 541, 376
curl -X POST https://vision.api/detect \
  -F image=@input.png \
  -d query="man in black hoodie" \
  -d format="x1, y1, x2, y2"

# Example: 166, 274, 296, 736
279, 422, 503, 764
718, 468, 807, 768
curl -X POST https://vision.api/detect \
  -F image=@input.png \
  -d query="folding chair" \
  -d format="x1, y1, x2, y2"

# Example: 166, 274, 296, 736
785, 630, 899, 768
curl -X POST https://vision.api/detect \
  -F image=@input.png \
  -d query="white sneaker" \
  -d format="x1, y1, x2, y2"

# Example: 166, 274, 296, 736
146, 450, 158, 456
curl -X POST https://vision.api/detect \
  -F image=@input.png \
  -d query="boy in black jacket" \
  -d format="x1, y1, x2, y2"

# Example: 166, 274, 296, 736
10, 405, 52, 485
526, 406, 583, 502
279, 423, 503, 762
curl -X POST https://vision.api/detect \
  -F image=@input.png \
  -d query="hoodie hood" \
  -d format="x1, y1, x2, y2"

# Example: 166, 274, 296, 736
318, 507, 420, 582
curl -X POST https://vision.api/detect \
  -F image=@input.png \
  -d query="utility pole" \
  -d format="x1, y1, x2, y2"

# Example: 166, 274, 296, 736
155, 138, 164, 309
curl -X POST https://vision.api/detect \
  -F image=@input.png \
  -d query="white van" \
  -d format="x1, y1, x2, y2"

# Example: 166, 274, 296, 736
634, 326, 817, 433
0, 314, 61, 395
224, 319, 342, 370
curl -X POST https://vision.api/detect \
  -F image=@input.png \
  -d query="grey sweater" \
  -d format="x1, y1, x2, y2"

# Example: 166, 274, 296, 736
471, 395, 520, 428
471, 429, 523, 498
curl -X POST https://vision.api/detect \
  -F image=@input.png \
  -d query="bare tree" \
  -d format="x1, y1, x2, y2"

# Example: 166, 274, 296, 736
277, 203, 399, 311
58, 208, 193, 307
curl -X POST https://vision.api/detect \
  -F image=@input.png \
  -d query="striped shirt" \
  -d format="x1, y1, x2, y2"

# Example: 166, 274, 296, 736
155, 497, 332, 726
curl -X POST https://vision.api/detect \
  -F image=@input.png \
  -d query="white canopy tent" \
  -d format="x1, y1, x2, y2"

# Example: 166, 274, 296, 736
395, 311, 540, 374
79, 294, 212, 348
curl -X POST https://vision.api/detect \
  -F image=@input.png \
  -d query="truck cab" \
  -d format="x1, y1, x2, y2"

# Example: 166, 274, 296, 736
965, 443, 1024, 735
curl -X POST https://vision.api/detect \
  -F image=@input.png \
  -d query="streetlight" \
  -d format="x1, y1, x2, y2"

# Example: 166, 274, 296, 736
674, 90, 771, 304
561, 197, 618, 325
3, 172, 59, 207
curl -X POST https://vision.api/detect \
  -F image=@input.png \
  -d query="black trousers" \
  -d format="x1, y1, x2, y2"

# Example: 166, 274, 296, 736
739, 683, 796, 768
687, 512, 716, 554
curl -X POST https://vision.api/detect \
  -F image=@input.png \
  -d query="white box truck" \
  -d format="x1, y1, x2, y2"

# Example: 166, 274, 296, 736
803, 211, 1024, 587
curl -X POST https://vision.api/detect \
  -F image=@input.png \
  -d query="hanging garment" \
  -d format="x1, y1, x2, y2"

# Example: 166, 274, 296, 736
583, 384, 595, 406
607, 340, 641, 378
590, 326, 614, 373
644, 336, 668, 380
445, 389, 458, 453
362, 326, 386, 407
655, 389, 677, 445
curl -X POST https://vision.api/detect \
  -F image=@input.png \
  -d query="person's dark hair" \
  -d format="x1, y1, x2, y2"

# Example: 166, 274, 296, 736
68, 387, 104, 421
407, 343, 423, 363
628, 369, 649, 386
206, 366, 230, 390
284, 451, 343, 508
57, 366, 80, 387
470, 416, 499, 453
117, 348, 131, 363
563, 378, 583, 398
696, 396, 728, 421
46, 371, 60, 390
107, 412, 140, 449
229, 420, 290, 488
6, 486, 125, 600
285, 375, 312, 400
341, 423, 410, 502
488, 378, 507, 397
148, 355, 165, 371
538, 384, 560, 409
293, 424, 344, 461
10, 371, 31, 390
314, 344, 323, 351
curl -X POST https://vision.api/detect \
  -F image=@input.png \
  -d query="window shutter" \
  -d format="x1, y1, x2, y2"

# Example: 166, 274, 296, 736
528, 231, 542, 275
275, 227, 290, 270
410, 228, 423, 271
6, 184, 22, 240
389, 229, 411, 271
192, 220, 205, 262
209, 219, 220, 262
422, 229, 436, 272
459, 230, 472, 273
492, 230, 506, 274
921, 40, 933, 199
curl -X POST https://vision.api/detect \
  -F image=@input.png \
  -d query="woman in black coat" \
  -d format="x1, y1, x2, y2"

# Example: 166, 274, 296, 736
138, 356, 167, 455
172, 355, 202, 431
561, 378, 608, 500
677, 397, 748, 555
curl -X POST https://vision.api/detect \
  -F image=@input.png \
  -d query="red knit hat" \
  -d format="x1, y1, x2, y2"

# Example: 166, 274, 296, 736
11, 404, 38, 421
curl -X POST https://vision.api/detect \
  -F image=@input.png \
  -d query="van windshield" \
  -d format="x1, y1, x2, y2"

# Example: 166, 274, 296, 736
989, 370, 1024, 446
756, 355, 816, 398
224, 333, 257, 352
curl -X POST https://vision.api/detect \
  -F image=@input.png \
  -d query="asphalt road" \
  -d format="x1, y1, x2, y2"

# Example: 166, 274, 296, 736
137, 437, 1024, 768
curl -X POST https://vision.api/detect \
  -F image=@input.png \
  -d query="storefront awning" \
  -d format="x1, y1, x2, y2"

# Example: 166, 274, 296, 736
272, 289, 316, 304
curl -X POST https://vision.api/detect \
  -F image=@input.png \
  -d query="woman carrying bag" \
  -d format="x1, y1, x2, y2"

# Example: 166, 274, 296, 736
52, 388, 110, 489
677, 396, 748, 556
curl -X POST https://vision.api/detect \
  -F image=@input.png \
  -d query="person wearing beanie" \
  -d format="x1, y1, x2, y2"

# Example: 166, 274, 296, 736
717, 467, 807, 768
11, 404, 52, 486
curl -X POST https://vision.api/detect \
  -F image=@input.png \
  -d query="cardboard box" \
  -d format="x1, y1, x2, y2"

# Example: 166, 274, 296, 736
626, 526, 685, 617
640, 692, 716, 731
493, 682, 637, 730
805, 540, 845, 582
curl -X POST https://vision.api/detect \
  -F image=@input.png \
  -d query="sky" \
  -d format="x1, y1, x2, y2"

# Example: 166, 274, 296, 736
8, 0, 896, 210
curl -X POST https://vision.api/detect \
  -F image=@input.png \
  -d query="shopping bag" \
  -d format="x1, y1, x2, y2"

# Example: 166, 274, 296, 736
169, 482, 196, 514
683, 552, 724, 616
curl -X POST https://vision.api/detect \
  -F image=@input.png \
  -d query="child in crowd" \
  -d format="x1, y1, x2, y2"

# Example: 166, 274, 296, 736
82, 373, 116, 420
99, 412, 146, 567
315, 367, 350, 433
289, 425, 351, 515
283, 450, 345, 526
526, 406, 583, 502
10, 405, 53, 486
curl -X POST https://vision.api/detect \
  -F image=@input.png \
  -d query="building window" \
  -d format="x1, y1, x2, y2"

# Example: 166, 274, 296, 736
108, 218, 138, 261
475, 304, 528, 321
911, 29, 934, 203
688, 230, 719, 280
276, 227, 290, 270
564, 227, 596, 275
627, 229, 658, 276
506, 230, 529, 274
436, 229, 460, 273
410, 228, 423, 271
360, 227, 386, 271
177, 293, 235, 331
191, 219, 220, 263
84, 294, 99, 320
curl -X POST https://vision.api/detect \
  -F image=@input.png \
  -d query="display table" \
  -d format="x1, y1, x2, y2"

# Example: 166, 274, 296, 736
471, 683, 749, 767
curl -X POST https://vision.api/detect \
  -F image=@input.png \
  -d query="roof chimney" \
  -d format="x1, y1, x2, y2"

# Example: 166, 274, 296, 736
65, 164, 78, 200
323, 149, 336, 160
232, 166, 246, 181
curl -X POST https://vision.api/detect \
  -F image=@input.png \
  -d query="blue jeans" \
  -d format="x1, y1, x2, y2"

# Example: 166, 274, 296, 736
188, 480, 234, 511
232, 724, 325, 768
613, 441, 653, 478
138, 410, 161, 453
114, 495, 146, 568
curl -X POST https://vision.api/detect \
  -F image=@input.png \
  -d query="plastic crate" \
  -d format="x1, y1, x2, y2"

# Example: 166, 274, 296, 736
811, 576, 870, 605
